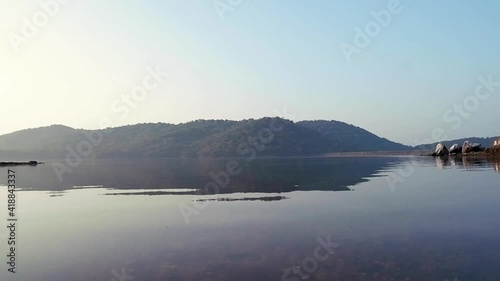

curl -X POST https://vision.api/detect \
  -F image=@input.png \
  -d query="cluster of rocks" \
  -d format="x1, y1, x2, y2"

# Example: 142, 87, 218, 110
432, 141, 487, 156
486, 137, 500, 155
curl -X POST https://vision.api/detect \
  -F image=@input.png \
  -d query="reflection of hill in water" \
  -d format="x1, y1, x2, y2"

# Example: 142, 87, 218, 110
434, 156, 500, 171
0, 157, 401, 193
218, 157, 394, 193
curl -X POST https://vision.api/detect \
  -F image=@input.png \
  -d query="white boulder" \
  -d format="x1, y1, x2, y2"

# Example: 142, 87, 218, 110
462, 141, 484, 154
494, 138, 500, 147
449, 144, 461, 154
433, 143, 449, 156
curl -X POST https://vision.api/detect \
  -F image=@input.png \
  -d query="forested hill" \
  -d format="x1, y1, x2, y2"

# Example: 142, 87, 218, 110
0, 118, 410, 159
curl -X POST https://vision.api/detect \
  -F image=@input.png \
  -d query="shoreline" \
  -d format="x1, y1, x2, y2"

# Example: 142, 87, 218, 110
322, 150, 500, 159
1, 150, 499, 162
0, 161, 45, 167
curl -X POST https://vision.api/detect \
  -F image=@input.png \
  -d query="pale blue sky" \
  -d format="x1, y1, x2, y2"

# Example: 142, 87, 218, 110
1, 0, 499, 145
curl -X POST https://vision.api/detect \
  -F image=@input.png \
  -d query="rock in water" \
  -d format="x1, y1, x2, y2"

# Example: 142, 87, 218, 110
462, 141, 484, 154
462, 141, 472, 153
449, 144, 462, 154
494, 137, 500, 147
433, 143, 449, 156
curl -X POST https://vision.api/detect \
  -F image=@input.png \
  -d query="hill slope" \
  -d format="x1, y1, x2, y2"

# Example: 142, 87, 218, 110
297, 120, 409, 151
0, 118, 411, 159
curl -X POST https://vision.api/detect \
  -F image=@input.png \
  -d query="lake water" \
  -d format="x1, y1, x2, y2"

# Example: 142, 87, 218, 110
0, 156, 499, 281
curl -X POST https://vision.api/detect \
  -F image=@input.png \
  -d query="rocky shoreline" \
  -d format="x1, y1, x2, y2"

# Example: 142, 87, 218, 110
430, 137, 500, 158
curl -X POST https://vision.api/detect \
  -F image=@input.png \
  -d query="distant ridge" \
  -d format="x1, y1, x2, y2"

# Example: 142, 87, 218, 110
415, 137, 497, 151
0, 118, 411, 159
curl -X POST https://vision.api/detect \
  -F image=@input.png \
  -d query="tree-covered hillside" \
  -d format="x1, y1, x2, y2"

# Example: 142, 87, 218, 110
0, 118, 411, 159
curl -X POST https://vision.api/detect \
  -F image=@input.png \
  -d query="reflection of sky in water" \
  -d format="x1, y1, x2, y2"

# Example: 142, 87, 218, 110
0, 157, 499, 280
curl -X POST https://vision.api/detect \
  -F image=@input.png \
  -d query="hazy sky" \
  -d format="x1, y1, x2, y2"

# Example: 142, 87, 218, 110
1, 0, 499, 145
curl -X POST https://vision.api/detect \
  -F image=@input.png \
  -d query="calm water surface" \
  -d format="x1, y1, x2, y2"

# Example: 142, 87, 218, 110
0, 156, 499, 281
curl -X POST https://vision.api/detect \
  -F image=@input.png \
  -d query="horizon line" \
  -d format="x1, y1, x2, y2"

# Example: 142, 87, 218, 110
1, 118, 498, 148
